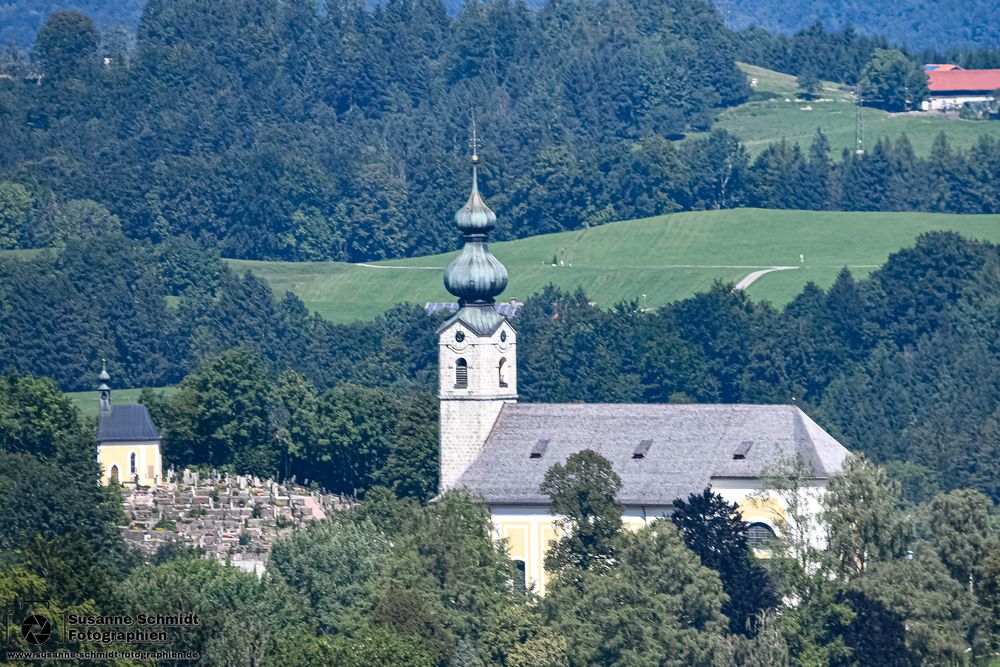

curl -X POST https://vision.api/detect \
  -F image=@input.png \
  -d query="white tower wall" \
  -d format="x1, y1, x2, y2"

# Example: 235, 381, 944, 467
439, 318, 517, 491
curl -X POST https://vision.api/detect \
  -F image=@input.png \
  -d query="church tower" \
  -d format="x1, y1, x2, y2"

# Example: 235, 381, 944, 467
438, 148, 517, 492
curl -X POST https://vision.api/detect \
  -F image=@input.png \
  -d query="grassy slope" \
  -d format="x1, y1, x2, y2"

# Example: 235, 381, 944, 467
230, 209, 1000, 324
67, 386, 178, 419
704, 64, 998, 157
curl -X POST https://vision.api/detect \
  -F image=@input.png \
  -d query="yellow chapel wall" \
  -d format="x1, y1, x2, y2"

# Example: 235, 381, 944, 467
99, 441, 162, 487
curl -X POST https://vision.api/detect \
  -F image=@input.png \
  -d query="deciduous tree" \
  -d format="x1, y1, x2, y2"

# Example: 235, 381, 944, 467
823, 456, 912, 579
539, 449, 623, 573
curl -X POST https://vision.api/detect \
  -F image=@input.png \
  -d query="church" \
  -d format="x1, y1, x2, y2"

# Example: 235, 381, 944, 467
437, 151, 851, 593
96, 362, 163, 487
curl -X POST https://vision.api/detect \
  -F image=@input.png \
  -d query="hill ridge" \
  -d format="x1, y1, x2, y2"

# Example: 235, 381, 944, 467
229, 208, 1000, 323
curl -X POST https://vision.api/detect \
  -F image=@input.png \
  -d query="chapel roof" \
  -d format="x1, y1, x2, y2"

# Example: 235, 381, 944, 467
455, 403, 850, 506
98, 404, 161, 443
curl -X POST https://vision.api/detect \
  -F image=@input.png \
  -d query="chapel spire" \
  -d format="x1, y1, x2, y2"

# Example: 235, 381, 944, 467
98, 359, 111, 414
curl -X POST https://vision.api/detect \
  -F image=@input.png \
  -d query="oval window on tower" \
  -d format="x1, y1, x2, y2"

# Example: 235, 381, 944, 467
455, 331, 465, 343
500, 330, 507, 342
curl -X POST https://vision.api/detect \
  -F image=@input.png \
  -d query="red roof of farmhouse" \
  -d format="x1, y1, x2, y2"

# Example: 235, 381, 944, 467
927, 69, 1000, 92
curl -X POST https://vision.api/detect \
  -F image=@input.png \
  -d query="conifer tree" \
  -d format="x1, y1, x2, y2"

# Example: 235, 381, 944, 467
671, 489, 778, 636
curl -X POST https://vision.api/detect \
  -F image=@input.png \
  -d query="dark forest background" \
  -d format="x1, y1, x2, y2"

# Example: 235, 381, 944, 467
3, 0, 999, 52
1, 0, 998, 264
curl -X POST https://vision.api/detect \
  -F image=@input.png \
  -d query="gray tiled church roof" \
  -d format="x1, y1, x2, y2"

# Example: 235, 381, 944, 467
455, 403, 850, 506
98, 404, 161, 442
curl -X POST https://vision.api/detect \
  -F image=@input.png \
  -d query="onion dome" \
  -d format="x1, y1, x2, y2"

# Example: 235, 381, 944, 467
444, 154, 508, 307
444, 241, 508, 304
99, 359, 110, 382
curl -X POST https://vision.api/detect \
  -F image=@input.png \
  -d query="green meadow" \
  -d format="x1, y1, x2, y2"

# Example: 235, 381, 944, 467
229, 208, 1000, 324
67, 386, 178, 418
701, 63, 998, 157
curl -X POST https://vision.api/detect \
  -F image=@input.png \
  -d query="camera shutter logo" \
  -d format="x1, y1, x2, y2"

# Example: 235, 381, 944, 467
20, 614, 52, 645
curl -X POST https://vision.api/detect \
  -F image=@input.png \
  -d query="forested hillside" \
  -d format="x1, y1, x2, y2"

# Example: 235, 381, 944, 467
3, 0, 997, 265
0, 0, 143, 50
4, 0, 998, 52
719, 0, 1000, 50
0, 0, 748, 261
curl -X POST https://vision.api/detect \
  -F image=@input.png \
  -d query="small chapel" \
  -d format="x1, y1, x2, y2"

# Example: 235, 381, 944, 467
437, 151, 852, 593
96, 362, 163, 487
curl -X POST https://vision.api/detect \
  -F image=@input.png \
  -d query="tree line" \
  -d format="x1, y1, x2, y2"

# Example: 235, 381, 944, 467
1, 376, 997, 664
3, 125, 999, 259
0, 233, 440, 392
743, 131, 1000, 211
735, 22, 888, 86
722, 0, 999, 52
735, 21, 1000, 86
0, 0, 747, 261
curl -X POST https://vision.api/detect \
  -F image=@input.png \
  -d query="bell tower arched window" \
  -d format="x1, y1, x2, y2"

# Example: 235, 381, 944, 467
455, 358, 468, 388
498, 358, 508, 387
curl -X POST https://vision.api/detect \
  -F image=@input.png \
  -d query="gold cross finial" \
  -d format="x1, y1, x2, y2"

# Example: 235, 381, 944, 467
469, 117, 480, 164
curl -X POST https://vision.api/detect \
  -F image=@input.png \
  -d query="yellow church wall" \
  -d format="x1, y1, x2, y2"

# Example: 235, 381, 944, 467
490, 484, 823, 594
99, 441, 162, 487
713, 478, 831, 552
491, 504, 672, 595
499, 522, 529, 561
735, 495, 787, 530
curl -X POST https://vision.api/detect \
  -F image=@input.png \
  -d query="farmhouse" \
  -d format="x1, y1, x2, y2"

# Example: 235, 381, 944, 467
96, 362, 163, 487
438, 153, 851, 593
922, 64, 1000, 111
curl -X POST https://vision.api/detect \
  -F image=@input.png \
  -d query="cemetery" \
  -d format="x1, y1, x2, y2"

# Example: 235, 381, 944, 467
119, 469, 351, 575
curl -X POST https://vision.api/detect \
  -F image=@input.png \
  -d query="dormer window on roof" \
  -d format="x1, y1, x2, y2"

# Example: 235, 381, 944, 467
733, 441, 753, 460
529, 439, 550, 459
632, 439, 653, 459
